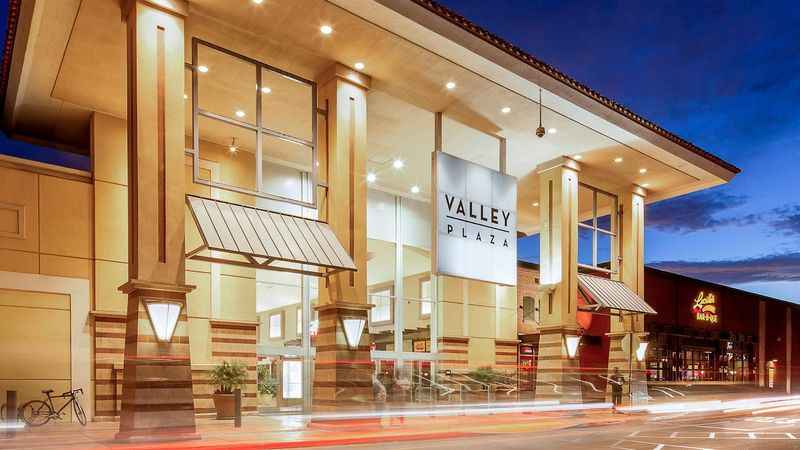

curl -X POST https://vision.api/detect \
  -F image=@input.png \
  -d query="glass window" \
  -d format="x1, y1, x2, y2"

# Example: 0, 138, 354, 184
269, 313, 283, 338
370, 288, 393, 324
296, 307, 302, 337
522, 296, 537, 323
577, 183, 618, 271
420, 279, 432, 316
282, 360, 302, 399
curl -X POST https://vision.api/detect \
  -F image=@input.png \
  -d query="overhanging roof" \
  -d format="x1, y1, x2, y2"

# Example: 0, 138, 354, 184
186, 195, 356, 277
577, 273, 657, 315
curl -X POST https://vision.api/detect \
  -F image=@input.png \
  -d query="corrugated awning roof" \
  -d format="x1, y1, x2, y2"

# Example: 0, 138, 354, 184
577, 274, 657, 315
186, 195, 356, 277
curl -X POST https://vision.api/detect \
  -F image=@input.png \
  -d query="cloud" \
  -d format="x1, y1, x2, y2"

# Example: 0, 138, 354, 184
646, 191, 761, 233
650, 252, 800, 285
770, 204, 800, 236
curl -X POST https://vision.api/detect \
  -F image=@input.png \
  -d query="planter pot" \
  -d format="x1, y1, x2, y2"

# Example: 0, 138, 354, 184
212, 392, 236, 420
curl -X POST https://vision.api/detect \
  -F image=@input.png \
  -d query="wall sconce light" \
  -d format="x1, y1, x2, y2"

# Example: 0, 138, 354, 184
144, 299, 183, 342
636, 341, 649, 362
564, 334, 581, 359
340, 316, 366, 350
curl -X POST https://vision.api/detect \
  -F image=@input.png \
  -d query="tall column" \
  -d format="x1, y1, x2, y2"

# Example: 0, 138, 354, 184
534, 157, 582, 403
606, 187, 646, 405
313, 64, 372, 411
117, 0, 195, 440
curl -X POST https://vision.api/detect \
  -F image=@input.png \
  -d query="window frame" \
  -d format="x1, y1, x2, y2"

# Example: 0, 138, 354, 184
189, 38, 319, 208
522, 295, 540, 324
418, 277, 432, 318
296, 306, 302, 337
369, 284, 395, 326
577, 183, 618, 273
268, 311, 284, 339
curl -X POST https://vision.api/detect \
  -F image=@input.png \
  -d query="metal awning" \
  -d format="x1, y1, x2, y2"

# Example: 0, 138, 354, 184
577, 274, 657, 315
186, 195, 356, 278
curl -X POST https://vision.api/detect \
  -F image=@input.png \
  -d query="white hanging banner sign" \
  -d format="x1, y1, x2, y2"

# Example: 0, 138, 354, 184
433, 151, 517, 286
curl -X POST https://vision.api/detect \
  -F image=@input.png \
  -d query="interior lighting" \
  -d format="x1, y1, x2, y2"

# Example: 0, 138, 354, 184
340, 316, 366, 350
197, 65, 209, 73
639, 168, 648, 174
392, 159, 404, 169
183, 94, 188, 99
445, 81, 456, 90
614, 157, 623, 163
257, 84, 272, 94
320, 25, 333, 35
235, 110, 246, 118
532, 202, 539, 207
354, 62, 365, 71
253, 0, 264, 3
229, 137, 238, 153
501, 106, 511, 114
642, 183, 650, 188
144, 299, 182, 342
548, 128, 558, 134
366, 172, 376, 183
564, 335, 581, 358
573, 155, 583, 160
411, 185, 420, 194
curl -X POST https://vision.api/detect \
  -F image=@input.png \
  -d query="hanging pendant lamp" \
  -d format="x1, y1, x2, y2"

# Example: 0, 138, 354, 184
536, 88, 546, 138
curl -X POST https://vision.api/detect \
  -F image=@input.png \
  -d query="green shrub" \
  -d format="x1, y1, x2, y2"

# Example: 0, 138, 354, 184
209, 360, 247, 394
468, 366, 499, 384
257, 365, 278, 397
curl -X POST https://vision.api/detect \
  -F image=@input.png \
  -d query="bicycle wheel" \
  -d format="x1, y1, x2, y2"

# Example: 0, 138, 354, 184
20, 400, 51, 427
73, 398, 87, 426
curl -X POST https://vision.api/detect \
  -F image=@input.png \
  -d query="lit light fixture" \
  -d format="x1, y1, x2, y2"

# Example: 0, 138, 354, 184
320, 25, 333, 35
642, 183, 650, 188
392, 159, 404, 169
639, 168, 648, 174
614, 157, 623, 163
445, 81, 456, 90
636, 341, 649, 362
532, 202, 539, 207
235, 110, 246, 118
253, 0, 264, 3
257, 84, 272, 94
548, 128, 558, 134
501, 106, 511, 114
573, 155, 583, 160
197, 65, 209, 73
228, 137, 239, 153
340, 316, 366, 350
183, 94, 188, 100
564, 334, 581, 359
411, 185, 420, 194
143, 299, 183, 342
354, 62, 365, 71
366, 172, 376, 183
536, 88, 546, 138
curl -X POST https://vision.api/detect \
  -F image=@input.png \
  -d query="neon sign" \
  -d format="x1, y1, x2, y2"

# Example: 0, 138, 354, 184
692, 291, 718, 323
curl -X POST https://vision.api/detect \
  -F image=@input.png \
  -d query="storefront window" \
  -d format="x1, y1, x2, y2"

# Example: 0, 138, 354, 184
577, 183, 617, 272
282, 360, 303, 399
269, 313, 282, 338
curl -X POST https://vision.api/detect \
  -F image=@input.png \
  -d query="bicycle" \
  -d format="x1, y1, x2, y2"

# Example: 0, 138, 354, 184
19, 389, 86, 426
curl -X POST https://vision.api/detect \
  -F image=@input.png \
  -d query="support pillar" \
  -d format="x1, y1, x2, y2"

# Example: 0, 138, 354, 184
534, 157, 583, 403
117, 0, 195, 440
606, 187, 647, 405
313, 64, 372, 411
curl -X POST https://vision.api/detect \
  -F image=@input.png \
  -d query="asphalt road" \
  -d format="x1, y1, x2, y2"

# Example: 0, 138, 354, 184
314, 410, 800, 450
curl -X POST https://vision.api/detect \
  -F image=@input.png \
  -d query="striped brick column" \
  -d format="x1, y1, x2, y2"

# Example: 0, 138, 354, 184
494, 339, 519, 371
93, 313, 127, 420
532, 328, 583, 403
116, 285, 195, 440
313, 303, 373, 412
437, 337, 469, 370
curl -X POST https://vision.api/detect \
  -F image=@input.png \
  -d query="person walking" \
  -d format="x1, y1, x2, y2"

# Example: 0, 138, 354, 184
610, 367, 625, 407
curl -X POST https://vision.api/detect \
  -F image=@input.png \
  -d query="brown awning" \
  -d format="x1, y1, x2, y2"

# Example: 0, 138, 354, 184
186, 195, 356, 278
577, 273, 657, 315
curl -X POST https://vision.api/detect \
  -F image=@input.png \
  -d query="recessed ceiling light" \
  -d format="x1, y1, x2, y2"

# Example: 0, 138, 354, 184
573, 155, 583, 160
320, 25, 333, 35
235, 110, 246, 118
614, 157, 623, 163
366, 172, 376, 183
548, 128, 558, 134
183, 94, 188, 100
392, 159, 404, 169
411, 185, 420, 194
253, 0, 264, 4
532, 202, 540, 207
197, 65, 209, 73
501, 106, 511, 114
257, 84, 272, 94
639, 168, 648, 174
354, 62, 365, 71
445, 81, 456, 90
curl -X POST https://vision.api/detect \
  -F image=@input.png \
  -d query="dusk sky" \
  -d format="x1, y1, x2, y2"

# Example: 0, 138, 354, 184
0, 1, 797, 301
437, 0, 800, 302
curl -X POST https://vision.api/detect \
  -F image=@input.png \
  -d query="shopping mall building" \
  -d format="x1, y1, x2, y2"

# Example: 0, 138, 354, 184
0, 0, 778, 438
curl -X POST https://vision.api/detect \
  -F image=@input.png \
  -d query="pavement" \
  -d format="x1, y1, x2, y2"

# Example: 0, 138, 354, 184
1, 386, 797, 450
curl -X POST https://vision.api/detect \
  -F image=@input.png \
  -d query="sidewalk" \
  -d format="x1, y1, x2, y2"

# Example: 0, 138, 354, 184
0, 407, 629, 450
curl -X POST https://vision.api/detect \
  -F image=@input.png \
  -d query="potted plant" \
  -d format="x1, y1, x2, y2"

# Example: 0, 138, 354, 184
209, 360, 247, 419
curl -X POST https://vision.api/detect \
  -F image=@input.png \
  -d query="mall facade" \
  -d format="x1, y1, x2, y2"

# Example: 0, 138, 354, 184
0, 0, 745, 438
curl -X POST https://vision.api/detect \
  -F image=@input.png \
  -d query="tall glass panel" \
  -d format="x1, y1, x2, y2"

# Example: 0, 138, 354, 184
367, 189, 396, 350
401, 197, 432, 353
